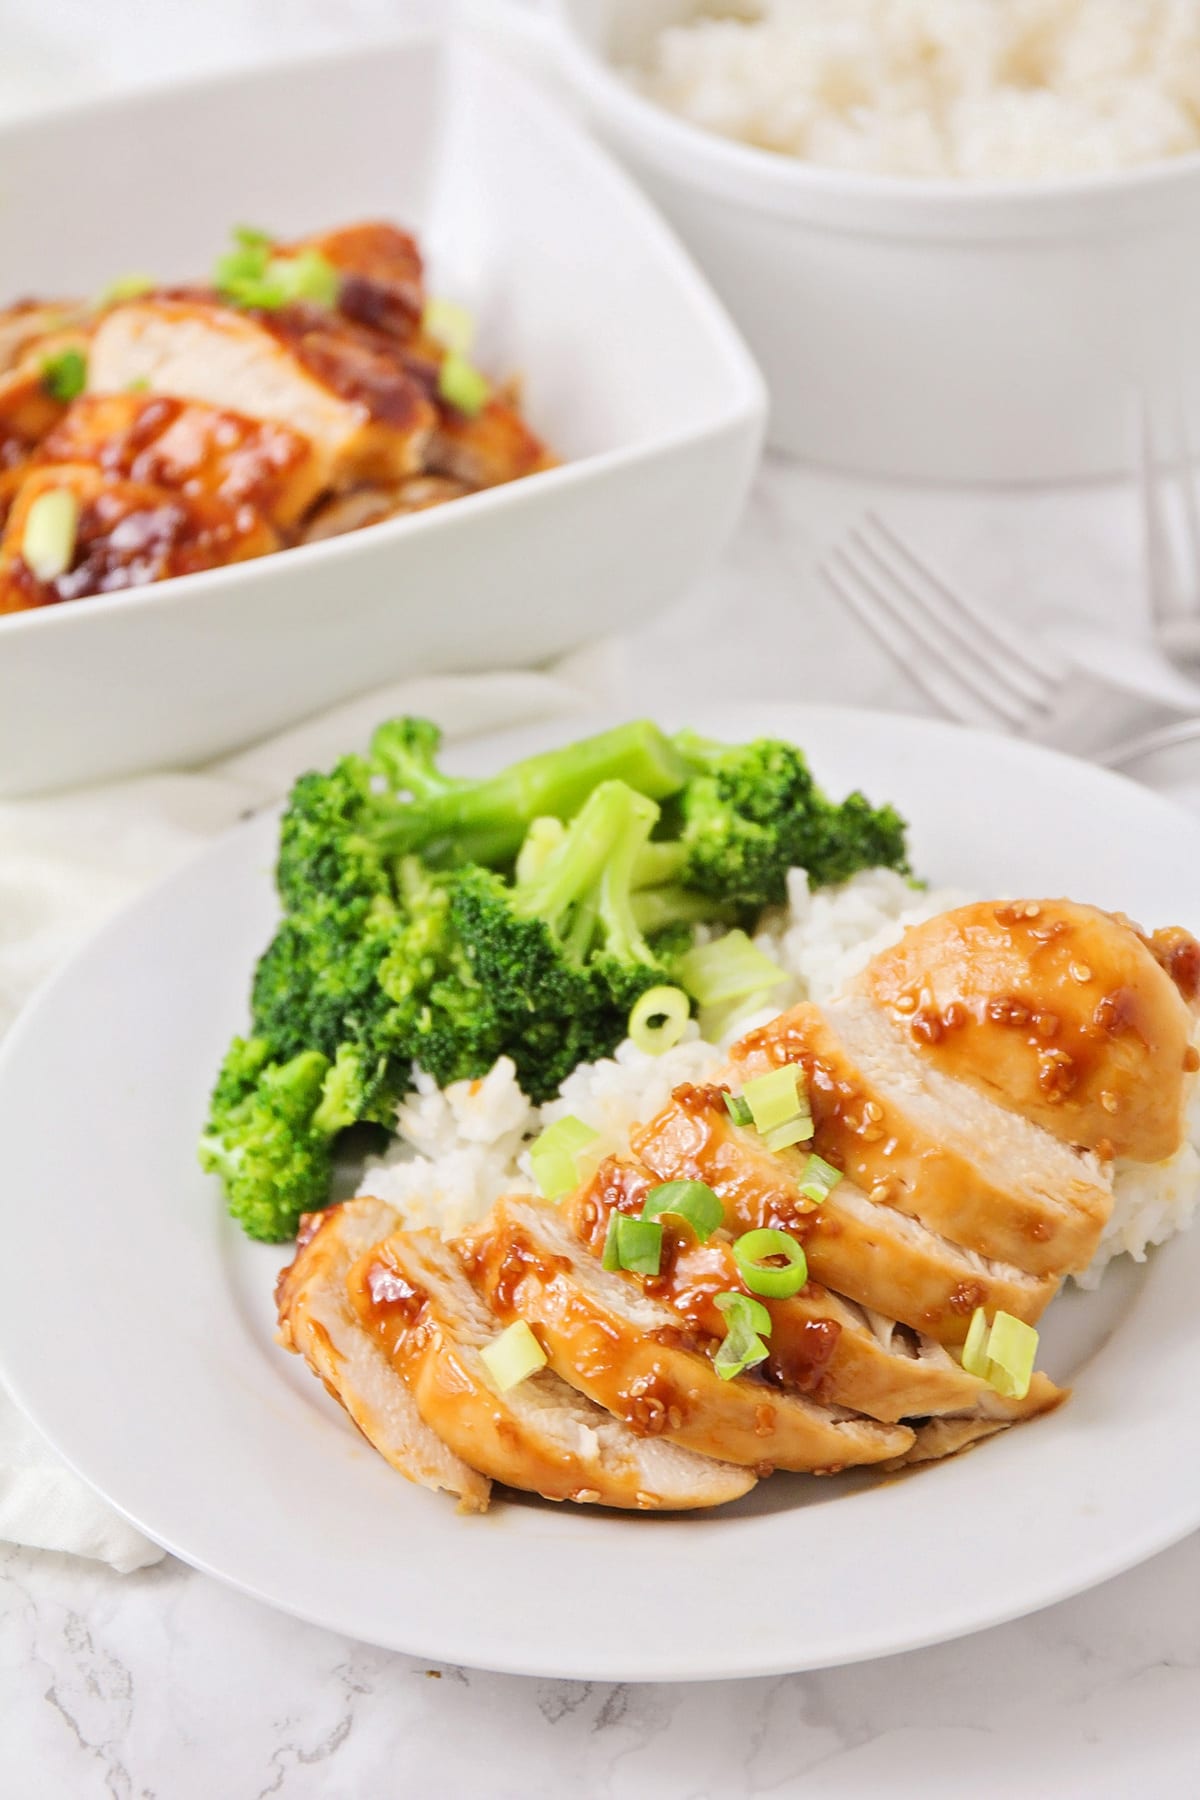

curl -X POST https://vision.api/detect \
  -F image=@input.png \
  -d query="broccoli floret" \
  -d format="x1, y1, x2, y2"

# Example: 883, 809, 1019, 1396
198, 1038, 340, 1242
444, 781, 676, 1100
366, 716, 690, 869
647, 732, 909, 910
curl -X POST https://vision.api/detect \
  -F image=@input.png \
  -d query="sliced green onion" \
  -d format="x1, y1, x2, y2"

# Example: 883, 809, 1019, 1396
641, 1179, 723, 1242
601, 1209, 622, 1271
713, 1290, 771, 1380
732, 1228, 808, 1299
22, 488, 79, 581
529, 1115, 600, 1202
479, 1318, 546, 1391
742, 1064, 806, 1135
422, 296, 475, 355
961, 1308, 991, 1379
40, 347, 87, 402
985, 1311, 1039, 1400
605, 1213, 663, 1277
628, 985, 690, 1057
213, 228, 338, 311
762, 1114, 814, 1153
798, 1154, 841, 1203
960, 1307, 1039, 1400
724, 1091, 753, 1127
438, 350, 490, 418
96, 271, 155, 307
676, 930, 787, 1009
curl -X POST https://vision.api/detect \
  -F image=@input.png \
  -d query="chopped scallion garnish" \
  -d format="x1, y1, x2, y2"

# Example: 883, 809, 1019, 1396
438, 350, 490, 418
213, 228, 339, 311
96, 271, 155, 307
797, 1153, 842, 1204
641, 1179, 723, 1242
479, 1318, 547, 1392
713, 1290, 771, 1380
742, 1065, 807, 1135
422, 297, 475, 355
676, 929, 787, 1009
40, 346, 87, 402
724, 1091, 753, 1127
603, 1212, 663, 1277
21, 488, 80, 581
960, 1307, 1039, 1400
628, 985, 690, 1057
529, 1114, 600, 1202
732, 1227, 808, 1299
762, 1115, 814, 1153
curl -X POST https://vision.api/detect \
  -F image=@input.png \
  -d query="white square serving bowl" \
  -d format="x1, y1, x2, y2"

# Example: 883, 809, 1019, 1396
0, 26, 765, 796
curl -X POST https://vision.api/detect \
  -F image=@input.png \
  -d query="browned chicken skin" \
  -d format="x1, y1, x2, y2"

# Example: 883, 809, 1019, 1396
861, 900, 1200, 1161
0, 221, 554, 614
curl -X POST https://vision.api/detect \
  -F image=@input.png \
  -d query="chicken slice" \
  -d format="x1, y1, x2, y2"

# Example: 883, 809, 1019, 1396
882, 1417, 1013, 1469
630, 1083, 1058, 1345
733, 998, 1111, 1274
290, 221, 425, 339
466, 1193, 913, 1472
87, 297, 435, 492
0, 301, 90, 375
349, 1228, 754, 1510
860, 899, 1200, 1162
275, 1197, 489, 1511
0, 462, 276, 613
427, 392, 556, 491
40, 392, 324, 529
563, 1158, 1066, 1426
298, 475, 471, 543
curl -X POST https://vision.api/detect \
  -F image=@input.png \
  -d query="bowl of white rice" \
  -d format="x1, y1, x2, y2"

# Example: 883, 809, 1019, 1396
533, 0, 1200, 481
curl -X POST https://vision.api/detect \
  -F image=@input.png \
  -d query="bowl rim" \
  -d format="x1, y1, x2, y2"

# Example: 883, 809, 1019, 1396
548, 0, 1200, 219
0, 23, 766, 642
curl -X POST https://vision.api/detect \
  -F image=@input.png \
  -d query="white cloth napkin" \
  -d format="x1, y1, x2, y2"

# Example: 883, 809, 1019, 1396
0, 659, 601, 1571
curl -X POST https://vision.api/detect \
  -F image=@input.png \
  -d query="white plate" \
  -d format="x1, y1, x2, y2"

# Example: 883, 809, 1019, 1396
1, 702, 1198, 1682
0, 26, 764, 794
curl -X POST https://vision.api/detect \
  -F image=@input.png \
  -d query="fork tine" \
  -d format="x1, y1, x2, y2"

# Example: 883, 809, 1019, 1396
858, 513, 1063, 711
819, 550, 1027, 732
1173, 402, 1200, 624
1140, 391, 1179, 631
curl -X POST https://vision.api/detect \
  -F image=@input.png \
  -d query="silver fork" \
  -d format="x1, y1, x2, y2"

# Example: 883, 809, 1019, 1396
1140, 396, 1200, 671
818, 512, 1074, 736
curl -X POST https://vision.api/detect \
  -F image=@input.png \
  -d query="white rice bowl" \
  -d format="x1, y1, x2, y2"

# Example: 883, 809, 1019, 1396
629, 0, 1200, 182
356, 866, 1200, 1285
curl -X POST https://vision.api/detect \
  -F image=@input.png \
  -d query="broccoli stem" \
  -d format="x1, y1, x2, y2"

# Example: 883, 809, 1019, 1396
374, 721, 689, 868
596, 789, 659, 964
631, 885, 734, 935
632, 840, 689, 889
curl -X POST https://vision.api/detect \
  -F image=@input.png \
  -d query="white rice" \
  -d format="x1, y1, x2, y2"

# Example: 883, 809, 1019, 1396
629, 1, 1200, 181
355, 865, 1200, 1283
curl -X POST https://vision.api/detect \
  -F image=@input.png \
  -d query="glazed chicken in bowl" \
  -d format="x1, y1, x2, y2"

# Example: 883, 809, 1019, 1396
0, 221, 554, 613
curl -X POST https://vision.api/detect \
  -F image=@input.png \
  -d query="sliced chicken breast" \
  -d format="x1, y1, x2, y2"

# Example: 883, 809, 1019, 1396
40, 392, 323, 529
0, 301, 89, 375
349, 1228, 754, 1510
87, 297, 435, 491
291, 221, 425, 339
466, 1193, 914, 1473
733, 998, 1111, 1274
275, 1197, 489, 1511
563, 1159, 1066, 1425
0, 462, 275, 612
428, 394, 556, 490
861, 899, 1200, 1162
630, 1084, 1058, 1344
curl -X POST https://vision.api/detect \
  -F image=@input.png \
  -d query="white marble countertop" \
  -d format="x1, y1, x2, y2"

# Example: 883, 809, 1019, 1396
3, 6, 1200, 1795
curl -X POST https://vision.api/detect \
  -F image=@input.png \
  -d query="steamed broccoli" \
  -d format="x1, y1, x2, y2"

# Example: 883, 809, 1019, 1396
201, 713, 911, 1242
641, 731, 909, 911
